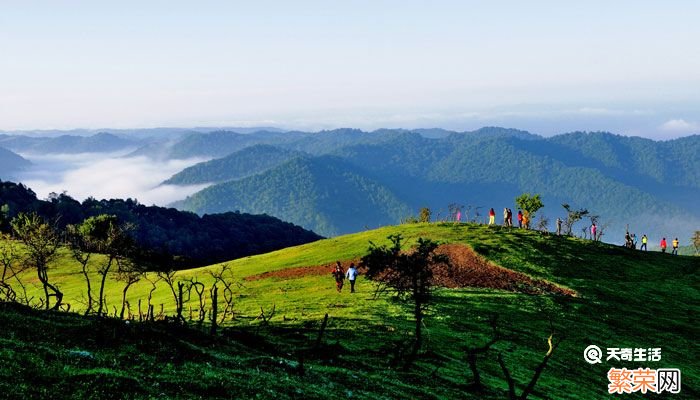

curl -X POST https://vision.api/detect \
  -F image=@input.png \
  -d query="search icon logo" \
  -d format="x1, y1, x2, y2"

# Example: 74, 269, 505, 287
584, 345, 603, 364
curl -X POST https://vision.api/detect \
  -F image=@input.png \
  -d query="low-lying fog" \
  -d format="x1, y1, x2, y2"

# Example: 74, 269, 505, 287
15, 151, 211, 206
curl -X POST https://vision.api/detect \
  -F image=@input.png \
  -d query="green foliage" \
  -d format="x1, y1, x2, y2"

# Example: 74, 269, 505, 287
515, 193, 544, 227
362, 234, 449, 362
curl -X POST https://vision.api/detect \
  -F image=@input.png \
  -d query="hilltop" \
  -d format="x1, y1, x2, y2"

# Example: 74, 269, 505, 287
1, 223, 697, 399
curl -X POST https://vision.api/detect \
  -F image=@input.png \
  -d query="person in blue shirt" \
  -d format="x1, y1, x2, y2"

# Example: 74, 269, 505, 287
345, 263, 359, 293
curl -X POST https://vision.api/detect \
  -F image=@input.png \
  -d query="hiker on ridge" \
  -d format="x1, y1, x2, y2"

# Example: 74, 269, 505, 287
507, 208, 513, 227
672, 238, 679, 255
640, 234, 648, 251
346, 263, 359, 293
517, 210, 523, 228
488, 208, 495, 225
503, 208, 508, 226
331, 262, 345, 292
591, 223, 597, 241
660, 237, 667, 253
556, 217, 562, 235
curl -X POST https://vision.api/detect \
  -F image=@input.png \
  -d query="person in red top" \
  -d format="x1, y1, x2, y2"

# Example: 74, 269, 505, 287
660, 238, 667, 253
331, 261, 345, 292
517, 210, 523, 228
488, 208, 495, 225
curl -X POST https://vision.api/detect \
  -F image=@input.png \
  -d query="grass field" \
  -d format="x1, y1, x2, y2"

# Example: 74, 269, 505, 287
1, 222, 698, 399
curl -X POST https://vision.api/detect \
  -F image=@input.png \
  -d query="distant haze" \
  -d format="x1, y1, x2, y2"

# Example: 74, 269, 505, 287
1, 1, 699, 139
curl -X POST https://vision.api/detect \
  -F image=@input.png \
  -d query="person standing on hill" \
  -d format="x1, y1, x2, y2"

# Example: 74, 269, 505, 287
556, 217, 562, 235
672, 238, 679, 255
591, 223, 597, 241
517, 210, 523, 228
660, 237, 667, 253
331, 262, 345, 292
488, 208, 495, 225
503, 208, 508, 226
641, 234, 648, 251
507, 208, 513, 227
346, 263, 358, 293
522, 213, 529, 230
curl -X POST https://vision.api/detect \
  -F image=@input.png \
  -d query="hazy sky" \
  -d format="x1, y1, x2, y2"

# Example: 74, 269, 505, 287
1, 1, 699, 138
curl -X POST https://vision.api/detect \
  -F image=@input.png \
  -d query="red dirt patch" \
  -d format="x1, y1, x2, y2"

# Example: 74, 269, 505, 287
245, 244, 576, 297
245, 260, 361, 282
431, 244, 575, 296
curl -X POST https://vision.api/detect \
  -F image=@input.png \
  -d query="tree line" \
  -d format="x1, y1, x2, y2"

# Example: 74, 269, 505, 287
0, 180, 322, 268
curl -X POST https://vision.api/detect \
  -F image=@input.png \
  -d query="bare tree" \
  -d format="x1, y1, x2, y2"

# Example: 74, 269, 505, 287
497, 331, 564, 400
561, 204, 589, 236
208, 264, 240, 322
66, 225, 95, 314
0, 233, 28, 304
158, 270, 185, 322
116, 258, 143, 319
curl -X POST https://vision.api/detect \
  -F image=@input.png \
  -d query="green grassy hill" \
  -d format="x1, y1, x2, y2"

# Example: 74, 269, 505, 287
1, 223, 698, 399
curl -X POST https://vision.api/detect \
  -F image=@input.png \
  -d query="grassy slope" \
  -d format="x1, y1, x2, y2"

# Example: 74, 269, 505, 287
1, 223, 698, 399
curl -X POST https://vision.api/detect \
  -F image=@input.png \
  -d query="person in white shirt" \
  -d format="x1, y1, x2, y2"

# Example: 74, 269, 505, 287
345, 263, 359, 293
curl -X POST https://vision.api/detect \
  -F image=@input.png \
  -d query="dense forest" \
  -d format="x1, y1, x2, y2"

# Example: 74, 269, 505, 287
0, 180, 322, 268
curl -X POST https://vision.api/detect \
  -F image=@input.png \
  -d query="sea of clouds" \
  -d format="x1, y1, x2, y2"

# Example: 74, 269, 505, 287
15, 151, 211, 206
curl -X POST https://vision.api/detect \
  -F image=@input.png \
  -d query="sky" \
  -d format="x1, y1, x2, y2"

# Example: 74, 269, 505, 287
1, 1, 699, 138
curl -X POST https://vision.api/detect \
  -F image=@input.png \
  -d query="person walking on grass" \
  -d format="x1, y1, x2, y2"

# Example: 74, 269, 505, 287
591, 223, 597, 241
488, 208, 496, 225
346, 263, 358, 293
507, 208, 513, 227
503, 208, 508, 226
331, 262, 345, 292
660, 237, 667, 253
672, 238, 679, 255
641, 234, 648, 251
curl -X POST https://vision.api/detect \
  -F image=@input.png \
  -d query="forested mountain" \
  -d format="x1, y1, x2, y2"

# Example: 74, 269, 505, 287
174, 156, 412, 236
169, 129, 700, 242
164, 145, 303, 185
0, 147, 31, 176
0, 132, 137, 154
0, 180, 321, 268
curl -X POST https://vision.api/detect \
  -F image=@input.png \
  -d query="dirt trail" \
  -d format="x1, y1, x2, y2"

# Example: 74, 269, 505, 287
245, 244, 576, 296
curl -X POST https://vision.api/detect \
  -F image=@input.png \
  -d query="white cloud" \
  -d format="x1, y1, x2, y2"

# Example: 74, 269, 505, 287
15, 152, 211, 206
660, 119, 699, 132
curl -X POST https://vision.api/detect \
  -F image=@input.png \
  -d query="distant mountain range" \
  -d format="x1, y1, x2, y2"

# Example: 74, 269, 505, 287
165, 128, 699, 242
0, 132, 137, 154
1, 127, 697, 243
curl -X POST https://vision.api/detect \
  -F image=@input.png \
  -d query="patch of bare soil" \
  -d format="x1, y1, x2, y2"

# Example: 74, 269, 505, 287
431, 244, 575, 296
244, 260, 360, 282
245, 244, 576, 296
